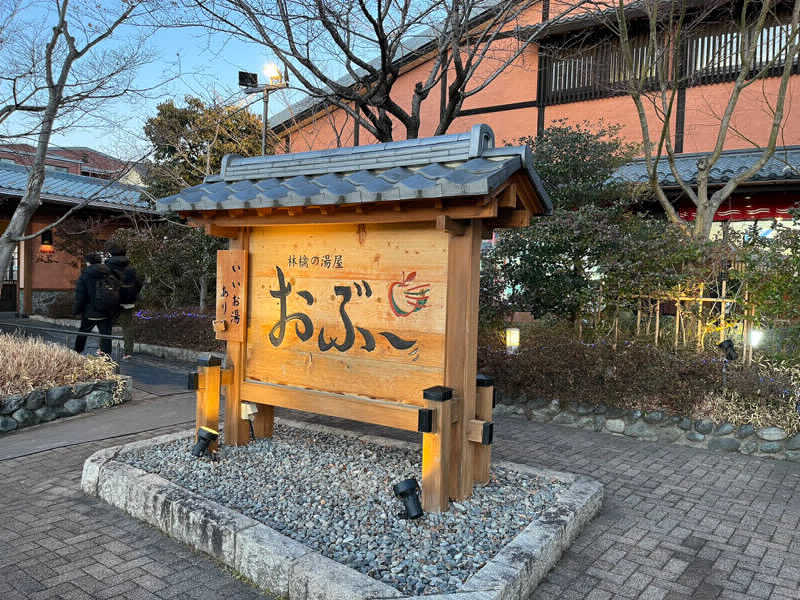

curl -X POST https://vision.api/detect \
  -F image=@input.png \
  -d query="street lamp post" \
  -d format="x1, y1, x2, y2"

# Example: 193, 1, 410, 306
238, 63, 288, 155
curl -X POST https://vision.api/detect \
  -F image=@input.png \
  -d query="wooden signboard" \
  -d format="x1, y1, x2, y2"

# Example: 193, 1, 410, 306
215, 249, 247, 342
245, 223, 447, 406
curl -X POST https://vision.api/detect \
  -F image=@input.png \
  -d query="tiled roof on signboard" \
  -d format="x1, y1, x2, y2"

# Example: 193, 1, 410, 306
612, 146, 800, 187
157, 124, 551, 213
0, 162, 150, 211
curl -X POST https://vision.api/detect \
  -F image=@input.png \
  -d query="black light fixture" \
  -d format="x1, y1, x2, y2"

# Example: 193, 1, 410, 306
393, 478, 423, 520
718, 339, 737, 362
191, 426, 219, 458
40, 230, 54, 253
238, 71, 258, 88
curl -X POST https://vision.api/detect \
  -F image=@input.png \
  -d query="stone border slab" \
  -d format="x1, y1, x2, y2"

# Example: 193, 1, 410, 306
82, 419, 602, 600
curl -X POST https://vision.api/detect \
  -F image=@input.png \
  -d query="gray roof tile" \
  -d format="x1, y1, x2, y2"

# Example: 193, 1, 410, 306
157, 124, 551, 213
613, 146, 800, 186
0, 162, 149, 211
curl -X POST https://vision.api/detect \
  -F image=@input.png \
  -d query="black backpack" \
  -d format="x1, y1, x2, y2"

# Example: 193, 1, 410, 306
93, 271, 121, 316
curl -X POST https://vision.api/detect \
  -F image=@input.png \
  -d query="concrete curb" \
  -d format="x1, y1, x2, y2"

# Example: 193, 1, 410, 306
83, 421, 603, 600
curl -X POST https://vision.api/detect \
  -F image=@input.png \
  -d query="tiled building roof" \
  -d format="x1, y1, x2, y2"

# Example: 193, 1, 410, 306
0, 162, 150, 211
157, 125, 551, 213
613, 146, 800, 187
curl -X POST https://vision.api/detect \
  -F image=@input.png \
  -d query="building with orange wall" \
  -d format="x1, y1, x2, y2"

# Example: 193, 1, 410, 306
268, 1, 800, 235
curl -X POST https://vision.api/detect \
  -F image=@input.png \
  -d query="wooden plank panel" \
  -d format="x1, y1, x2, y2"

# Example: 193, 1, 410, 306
216, 249, 247, 342
245, 223, 449, 406
241, 381, 422, 431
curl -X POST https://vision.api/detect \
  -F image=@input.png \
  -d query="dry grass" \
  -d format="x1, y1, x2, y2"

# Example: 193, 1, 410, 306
0, 333, 117, 397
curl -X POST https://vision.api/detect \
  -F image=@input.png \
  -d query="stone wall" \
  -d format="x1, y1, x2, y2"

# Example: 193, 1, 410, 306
494, 400, 800, 461
0, 376, 132, 433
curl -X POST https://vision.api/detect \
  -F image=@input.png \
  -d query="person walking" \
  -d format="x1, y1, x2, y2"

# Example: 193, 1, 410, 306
73, 252, 116, 355
105, 243, 143, 359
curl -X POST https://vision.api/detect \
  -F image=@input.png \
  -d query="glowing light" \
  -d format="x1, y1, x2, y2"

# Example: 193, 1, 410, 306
750, 329, 764, 347
262, 62, 283, 84
505, 327, 520, 354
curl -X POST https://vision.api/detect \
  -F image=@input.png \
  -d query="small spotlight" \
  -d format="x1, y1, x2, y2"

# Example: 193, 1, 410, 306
393, 478, 423, 520
191, 426, 219, 458
750, 329, 764, 348
241, 403, 259, 441
718, 339, 737, 361
505, 327, 520, 355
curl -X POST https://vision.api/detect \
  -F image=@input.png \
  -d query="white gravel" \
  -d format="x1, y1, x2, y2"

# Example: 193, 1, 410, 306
119, 423, 567, 595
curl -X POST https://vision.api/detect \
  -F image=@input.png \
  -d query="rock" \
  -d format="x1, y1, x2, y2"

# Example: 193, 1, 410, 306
785, 434, 800, 451
740, 439, 758, 454
72, 382, 96, 398
759, 441, 783, 454
575, 404, 593, 416
624, 421, 656, 440
643, 411, 664, 424
528, 408, 553, 422
686, 432, 705, 442
669, 415, 682, 425
24, 390, 45, 411
657, 429, 683, 443
45, 385, 72, 408
34, 406, 57, 422
694, 420, 713, 435
11, 408, 37, 427
785, 450, 800, 462
593, 404, 607, 415
625, 409, 642, 423
551, 413, 576, 425
713, 423, 735, 436
0, 394, 25, 415
60, 397, 86, 417
592, 415, 605, 432
605, 407, 625, 419
0, 416, 18, 432
576, 416, 594, 429
678, 417, 692, 431
605, 419, 625, 434
708, 438, 740, 452
93, 380, 116, 395
736, 424, 755, 439
756, 427, 787, 441
85, 390, 110, 411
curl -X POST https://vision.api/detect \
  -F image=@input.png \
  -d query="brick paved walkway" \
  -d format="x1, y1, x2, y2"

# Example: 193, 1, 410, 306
2, 380, 800, 599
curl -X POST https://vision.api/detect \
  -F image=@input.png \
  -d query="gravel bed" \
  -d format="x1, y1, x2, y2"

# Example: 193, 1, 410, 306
120, 423, 568, 595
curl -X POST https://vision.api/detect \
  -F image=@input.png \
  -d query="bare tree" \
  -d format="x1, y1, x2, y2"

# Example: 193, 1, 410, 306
581, 0, 800, 239
178, 0, 588, 142
0, 0, 163, 283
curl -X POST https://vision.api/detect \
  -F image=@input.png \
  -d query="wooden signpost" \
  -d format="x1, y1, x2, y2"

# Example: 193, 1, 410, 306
165, 125, 549, 511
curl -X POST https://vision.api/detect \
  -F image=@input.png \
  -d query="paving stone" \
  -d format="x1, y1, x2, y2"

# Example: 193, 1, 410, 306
708, 437, 740, 452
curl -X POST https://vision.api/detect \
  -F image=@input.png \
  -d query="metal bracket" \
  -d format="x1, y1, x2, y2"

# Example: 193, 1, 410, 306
187, 372, 199, 391
417, 408, 434, 433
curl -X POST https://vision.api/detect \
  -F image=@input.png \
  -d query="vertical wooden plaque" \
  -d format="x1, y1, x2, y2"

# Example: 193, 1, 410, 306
216, 249, 247, 342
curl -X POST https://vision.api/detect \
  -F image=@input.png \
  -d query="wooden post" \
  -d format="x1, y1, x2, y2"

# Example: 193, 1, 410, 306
421, 386, 452, 512
696, 283, 705, 351
444, 220, 481, 500
474, 374, 494, 484
719, 280, 727, 343
195, 364, 221, 452
673, 300, 681, 351
22, 225, 33, 315
654, 300, 660, 347
223, 229, 252, 446
635, 298, 641, 336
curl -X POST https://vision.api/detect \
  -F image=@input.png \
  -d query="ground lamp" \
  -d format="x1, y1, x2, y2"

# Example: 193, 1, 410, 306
40, 230, 54, 253
393, 478, 423, 520
241, 402, 259, 440
191, 426, 219, 458
505, 327, 520, 355
718, 339, 737, 362
238, 62, 289, 155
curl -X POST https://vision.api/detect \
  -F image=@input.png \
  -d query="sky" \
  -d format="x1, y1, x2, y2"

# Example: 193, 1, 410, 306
7, 5, 303, 161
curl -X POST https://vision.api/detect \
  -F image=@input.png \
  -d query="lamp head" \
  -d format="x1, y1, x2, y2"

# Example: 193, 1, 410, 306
717, 339, 737, 362
191, 426, 219, 458
393, 478, 423, 520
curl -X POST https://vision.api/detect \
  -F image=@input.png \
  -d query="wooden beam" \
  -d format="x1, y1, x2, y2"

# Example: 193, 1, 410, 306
474, 377, 494, 484
422, 388, 453, 512
190, 200, 497, 228
22, 224, 33, 315
223, 228, 251, 446
196, 367, 220, 452
241, 381, 425, 432
435, 215, 468, 236
204, 224, 240, 239
498, 183, 517, 208
255, 208, 273, 217
466, 419, 492, 445
445, 219, 481, 500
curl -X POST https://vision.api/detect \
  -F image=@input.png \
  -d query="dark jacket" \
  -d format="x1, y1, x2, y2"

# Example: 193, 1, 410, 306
73, 264, 114, 319
105, 255, 143, 307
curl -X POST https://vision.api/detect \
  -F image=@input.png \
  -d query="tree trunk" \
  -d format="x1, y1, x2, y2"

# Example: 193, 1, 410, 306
199, 276, 208, 312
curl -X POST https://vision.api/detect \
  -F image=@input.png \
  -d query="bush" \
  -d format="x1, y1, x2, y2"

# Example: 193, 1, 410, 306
0, 333, 117, 396
478, 320, 800, 434
131, 309, 224, 352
